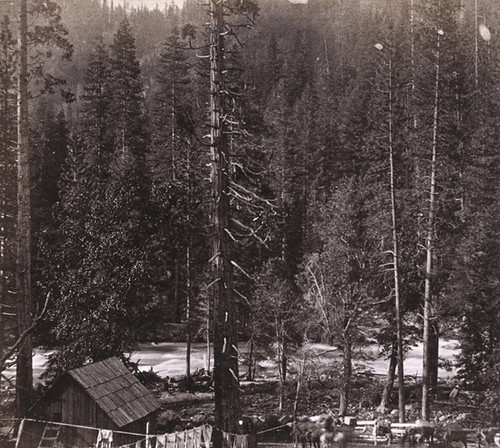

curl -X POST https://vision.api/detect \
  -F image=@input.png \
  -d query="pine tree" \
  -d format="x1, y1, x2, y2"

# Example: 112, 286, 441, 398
45, 21, 153, 376
206, 0, 259, 442
149, 20, 208, 376
412, 0, 470, 418
0, 14, 17, 383
79, 37, 112, 162
108, 18, 146, 155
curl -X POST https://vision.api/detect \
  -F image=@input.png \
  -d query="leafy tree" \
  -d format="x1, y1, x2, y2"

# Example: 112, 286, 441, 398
252, 259, 305, 411
44, 20, 153, 377
300, 179, 378, 415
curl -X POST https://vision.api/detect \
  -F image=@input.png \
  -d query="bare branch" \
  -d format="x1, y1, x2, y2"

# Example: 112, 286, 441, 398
0, 293, 50, 371
231, 260, 254, 280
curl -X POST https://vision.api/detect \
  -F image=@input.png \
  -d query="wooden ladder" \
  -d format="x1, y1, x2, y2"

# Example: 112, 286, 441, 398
38, 423, 61, 448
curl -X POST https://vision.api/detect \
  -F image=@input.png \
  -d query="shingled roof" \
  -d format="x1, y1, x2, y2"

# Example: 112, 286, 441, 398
67, 357, 161, 428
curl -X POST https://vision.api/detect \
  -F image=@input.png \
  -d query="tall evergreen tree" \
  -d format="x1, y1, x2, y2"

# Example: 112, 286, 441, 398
13, 0, 72, 417
149, 20, 209, 376
45, 21, 153, 376
206, 0, 259, 443
0, 14, 17, 381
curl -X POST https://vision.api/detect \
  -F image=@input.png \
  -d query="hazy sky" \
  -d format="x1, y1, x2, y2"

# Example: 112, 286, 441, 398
113, 0, 184, 10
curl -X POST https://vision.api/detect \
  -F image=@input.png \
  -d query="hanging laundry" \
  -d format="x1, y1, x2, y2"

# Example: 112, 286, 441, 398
223, 432, 235, 448
193, 426, 203, 448
235, 434, 248, 448
157, 435, 166, 448
96, 429, 114, 448
136, 440, 142, 448
202, 425, 213, 448
166, 433, 177, 448
184, 429, 194, 448
177, 431, 186, 448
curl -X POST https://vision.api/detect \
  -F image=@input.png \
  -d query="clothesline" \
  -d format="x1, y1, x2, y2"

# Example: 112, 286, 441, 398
21, 417, 285, 448
115, 424, 213, 448
23, 417, 286, 438
22, 418, 147, 437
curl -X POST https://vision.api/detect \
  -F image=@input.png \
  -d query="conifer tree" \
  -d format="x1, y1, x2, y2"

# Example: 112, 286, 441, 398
412, 0, 470, 418
149, 20, 207, 376
0, 14, 17, 383
14, 0, 72, 417
206, 0, 259, 442
45, 21, 152, 376
108, 18, 146, 155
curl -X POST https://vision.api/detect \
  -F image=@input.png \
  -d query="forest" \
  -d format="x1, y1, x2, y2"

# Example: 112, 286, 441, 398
0, 0, 499, 436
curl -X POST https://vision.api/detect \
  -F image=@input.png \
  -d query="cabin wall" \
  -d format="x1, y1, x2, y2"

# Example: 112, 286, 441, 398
42, 378, 115, 429
36, 376, 158, 447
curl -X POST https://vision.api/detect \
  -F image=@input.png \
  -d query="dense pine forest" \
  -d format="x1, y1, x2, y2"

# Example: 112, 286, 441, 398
0, 0, 499, 432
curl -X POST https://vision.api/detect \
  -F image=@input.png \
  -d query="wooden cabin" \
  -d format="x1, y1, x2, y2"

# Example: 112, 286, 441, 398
27, 357, 161, 447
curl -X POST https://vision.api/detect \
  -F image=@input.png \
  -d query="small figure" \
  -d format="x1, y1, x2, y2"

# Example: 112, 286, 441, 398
449, 384, 460, 400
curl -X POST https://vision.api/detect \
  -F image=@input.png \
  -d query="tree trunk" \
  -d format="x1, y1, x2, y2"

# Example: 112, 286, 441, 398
174, 258, 180, 323
388, 52, 405, 422
16, 0, 33, 419
474, 0, 478, 89
186, 245, 191, 379
0, 305, 3, 391
282, 344, 287, 382
378, 341, 397, 413
209, 1, 241, 445
246, 338, 254, 381
422, 29, 442, 422
186, 147, 192, 379
339, 336, 352, 416
429, 324, 439, 395
277, 332, 287, 412
293, 353, 307, 448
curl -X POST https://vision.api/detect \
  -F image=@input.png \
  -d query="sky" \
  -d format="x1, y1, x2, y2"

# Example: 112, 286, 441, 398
113, 0, 184, 10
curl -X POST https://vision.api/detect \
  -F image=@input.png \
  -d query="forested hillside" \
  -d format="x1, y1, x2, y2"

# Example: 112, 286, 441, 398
0, 0, 498, 425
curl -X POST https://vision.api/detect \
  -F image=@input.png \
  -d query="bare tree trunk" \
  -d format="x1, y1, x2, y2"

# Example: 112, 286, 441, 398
186, 245, 191, 379
246, 337, 254, 381
378, 341, 397, 413
422, 29, 442, 422
0, 305, 3, 392
276, 323, 284, 412
209, 1, 240, 445
388, 52, 405, 422
410, 0, 417, 129
429, 324, 439, 395
186, 148, 192, 379
474, 0, 479, 89
16, 0, 33, 419
282, 342, 287, 382
206, 308, 210, 374
339, 336, 352, 416
293, 353, 307, 448
174, 258, 180, 323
